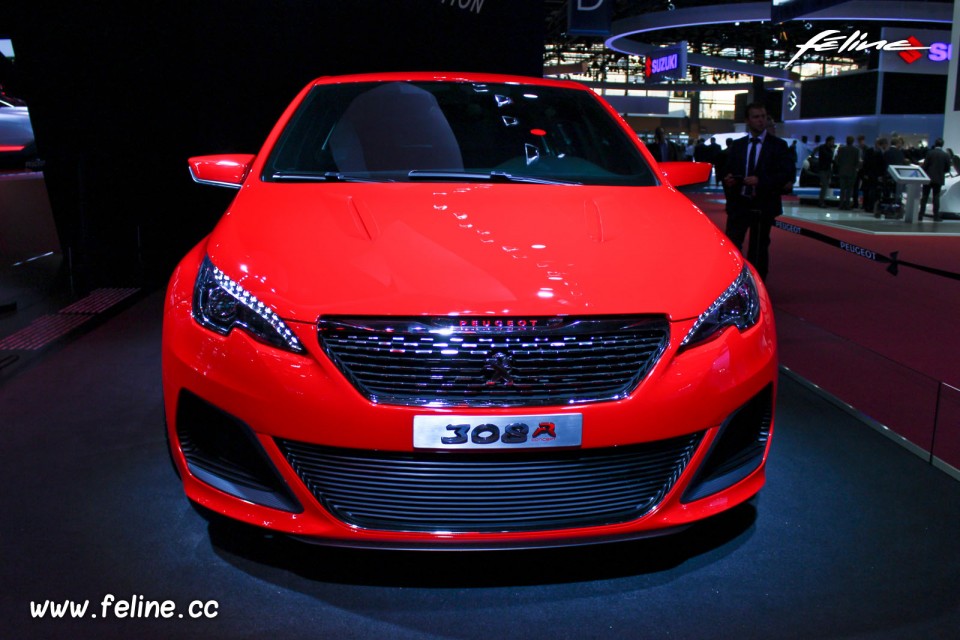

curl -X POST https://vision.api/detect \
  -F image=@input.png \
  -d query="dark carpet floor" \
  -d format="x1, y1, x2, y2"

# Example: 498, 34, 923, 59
3, 291, 960, 640
687, 189, 960, 465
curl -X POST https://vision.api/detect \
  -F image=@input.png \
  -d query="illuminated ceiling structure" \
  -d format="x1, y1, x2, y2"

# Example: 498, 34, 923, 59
542, 0, 952, 89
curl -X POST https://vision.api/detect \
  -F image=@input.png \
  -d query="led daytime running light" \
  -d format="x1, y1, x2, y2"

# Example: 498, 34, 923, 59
694, 275, 743, 327
209, 263, 304, 352
681, 267, 759, 348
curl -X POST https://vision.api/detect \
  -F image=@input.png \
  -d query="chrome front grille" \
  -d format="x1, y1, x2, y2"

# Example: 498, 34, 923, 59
278, 433, 703, 533
316, 316, 670, 407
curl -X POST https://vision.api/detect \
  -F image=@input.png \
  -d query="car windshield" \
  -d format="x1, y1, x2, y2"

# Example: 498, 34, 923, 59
263, 81, 658, 186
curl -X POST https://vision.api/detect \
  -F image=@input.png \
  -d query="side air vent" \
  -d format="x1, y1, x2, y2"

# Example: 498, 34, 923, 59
176, 390, 301, 513
682, 385, 774, 503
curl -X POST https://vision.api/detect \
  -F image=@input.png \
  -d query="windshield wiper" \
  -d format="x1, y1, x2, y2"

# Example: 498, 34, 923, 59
270, 171, 385, 183
407, 170, 580, 185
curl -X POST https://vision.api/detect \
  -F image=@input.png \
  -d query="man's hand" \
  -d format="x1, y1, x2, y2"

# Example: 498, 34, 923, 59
723, 174, 758, 188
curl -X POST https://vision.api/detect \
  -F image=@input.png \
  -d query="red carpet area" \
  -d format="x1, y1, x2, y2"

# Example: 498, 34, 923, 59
688, 190, 960, 477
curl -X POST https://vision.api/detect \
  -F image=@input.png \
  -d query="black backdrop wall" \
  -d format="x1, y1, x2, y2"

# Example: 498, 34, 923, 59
0, 1, 544, 288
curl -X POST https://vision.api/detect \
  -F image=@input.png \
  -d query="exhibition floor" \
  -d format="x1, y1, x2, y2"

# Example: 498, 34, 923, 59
2, 180, 959, 638
688, 185, 960, 477
2, 290, 960, 639
700, 183, 960, 236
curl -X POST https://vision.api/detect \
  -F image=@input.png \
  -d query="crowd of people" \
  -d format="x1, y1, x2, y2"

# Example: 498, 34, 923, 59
643, 126, 957, 221
802, 133, 957, 220
641, 115, 955, 281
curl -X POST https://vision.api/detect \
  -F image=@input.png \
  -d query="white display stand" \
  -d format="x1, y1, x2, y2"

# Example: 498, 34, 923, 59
887, 165, 930, 223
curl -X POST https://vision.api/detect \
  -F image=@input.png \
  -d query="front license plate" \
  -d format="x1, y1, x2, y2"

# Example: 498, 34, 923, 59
413, 414, 582, 450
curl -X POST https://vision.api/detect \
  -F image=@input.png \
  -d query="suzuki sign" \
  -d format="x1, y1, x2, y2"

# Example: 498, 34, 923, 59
645, 41, 688, 84
879, 27, 950, 75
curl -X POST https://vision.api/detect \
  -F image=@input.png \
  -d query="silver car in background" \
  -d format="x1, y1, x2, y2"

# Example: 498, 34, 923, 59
0, 94, 37, 169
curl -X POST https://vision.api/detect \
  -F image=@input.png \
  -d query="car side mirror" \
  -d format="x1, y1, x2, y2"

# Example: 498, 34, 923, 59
659, 161, 712, 187
188, 154, 255, 189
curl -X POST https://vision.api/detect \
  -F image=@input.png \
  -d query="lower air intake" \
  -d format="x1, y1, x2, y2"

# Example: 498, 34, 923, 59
278, 433, 703, 533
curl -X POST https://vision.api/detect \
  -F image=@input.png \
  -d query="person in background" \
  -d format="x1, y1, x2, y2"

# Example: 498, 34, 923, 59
817, 136, 836, 207
714, 138, 732, 186
882, 136, 907, 218
694, 137, 710, 163
721, 102, 795, 280
787, 140, 799, 183
835, 136, 861, 211
905, 141, 925, 164
646, 127, 679, 162
853, 134, 868, 208
884, 136, 906, 166
861, 137, 886, 213
947, 148, 960, 175
795, 137, 811, 183
919, 137, 950, 222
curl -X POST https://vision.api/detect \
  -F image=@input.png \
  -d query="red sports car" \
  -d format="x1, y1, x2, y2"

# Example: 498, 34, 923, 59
163, 72, 776, 549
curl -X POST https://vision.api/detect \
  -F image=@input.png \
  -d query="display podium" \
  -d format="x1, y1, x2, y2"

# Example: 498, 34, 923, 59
887, 165, 930, 223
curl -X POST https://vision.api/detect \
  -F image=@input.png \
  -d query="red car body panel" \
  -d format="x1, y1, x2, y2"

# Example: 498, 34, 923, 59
203, 182, 741, 321
163, 72, 777, 549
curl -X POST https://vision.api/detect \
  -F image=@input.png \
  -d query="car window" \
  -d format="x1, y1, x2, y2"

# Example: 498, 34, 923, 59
263, 81, 658, 186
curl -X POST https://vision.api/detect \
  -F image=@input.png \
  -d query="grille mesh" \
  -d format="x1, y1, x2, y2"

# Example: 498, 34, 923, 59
278, 433, 703, 533
317, 316, 669, 407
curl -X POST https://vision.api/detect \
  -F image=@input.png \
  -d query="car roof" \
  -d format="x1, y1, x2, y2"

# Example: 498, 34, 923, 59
309, 72, 589, 91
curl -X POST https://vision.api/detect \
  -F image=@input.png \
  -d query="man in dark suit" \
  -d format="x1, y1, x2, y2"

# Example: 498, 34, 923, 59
722, 102, 795, 280
646, 127, 679, 162
920, 137, 950, 222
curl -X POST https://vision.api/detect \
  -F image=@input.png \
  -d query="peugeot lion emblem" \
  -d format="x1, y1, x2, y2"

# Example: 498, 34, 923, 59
483, 351, 515, 386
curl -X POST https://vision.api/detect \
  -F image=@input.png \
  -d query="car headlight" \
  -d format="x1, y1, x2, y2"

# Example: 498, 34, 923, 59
192, 256, 305, 354
681, 266, 761, 349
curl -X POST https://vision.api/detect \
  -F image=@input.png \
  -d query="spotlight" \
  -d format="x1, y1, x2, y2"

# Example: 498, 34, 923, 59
804, 21, 813, 30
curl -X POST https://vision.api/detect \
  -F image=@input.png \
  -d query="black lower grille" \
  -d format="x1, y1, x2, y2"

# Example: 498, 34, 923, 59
682, 384, 774, 503
176, 390, 300, 512
317, 316, 670, 407
277, 434, 703, 533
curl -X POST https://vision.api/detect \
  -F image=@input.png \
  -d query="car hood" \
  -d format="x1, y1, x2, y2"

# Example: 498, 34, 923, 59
205, 182, 742, 322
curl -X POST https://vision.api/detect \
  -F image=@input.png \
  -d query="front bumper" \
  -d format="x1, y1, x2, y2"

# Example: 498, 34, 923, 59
162, 250, 778, 549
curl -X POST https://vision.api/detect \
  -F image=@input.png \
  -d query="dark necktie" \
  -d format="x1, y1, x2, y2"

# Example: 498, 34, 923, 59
747, 137, 760, 176
745, 137, 760, 196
